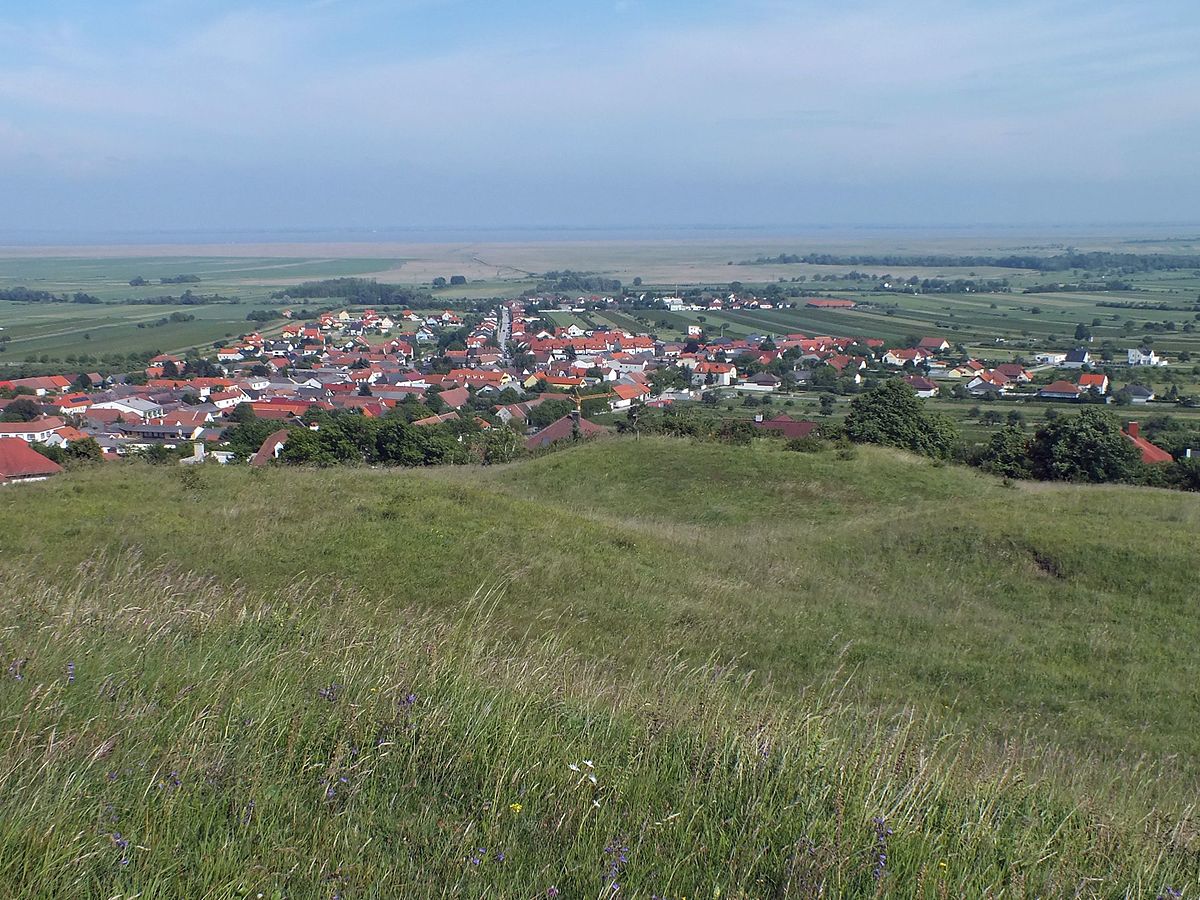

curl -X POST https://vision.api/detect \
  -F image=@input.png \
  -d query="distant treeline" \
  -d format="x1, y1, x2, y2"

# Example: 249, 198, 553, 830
0, 287, 236, 305
881, 278, 1011, 294
1097, 299, 1200, 311
537, 271, 622, 293
1023, 280, 1134, 293
271, 278, 429, 305
743, 251, 1200, 274
126, 291, 237, 305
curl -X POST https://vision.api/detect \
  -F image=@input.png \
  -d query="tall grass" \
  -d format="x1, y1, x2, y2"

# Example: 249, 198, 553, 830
1, 556, 1195, 898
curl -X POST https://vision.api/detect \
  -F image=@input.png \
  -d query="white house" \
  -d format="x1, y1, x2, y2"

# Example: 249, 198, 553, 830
89, 397, 165, 420
0, 417, 67, 445
1127, 347, 1163, 366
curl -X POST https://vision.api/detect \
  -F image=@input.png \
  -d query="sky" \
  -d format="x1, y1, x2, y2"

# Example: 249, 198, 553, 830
1, 0, 1198, 235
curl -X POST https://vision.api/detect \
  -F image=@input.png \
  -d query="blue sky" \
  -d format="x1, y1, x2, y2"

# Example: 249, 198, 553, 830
1, 0, 1198, 233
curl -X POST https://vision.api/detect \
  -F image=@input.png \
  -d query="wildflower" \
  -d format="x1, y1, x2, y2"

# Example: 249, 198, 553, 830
317, 683, 342, 702
567, 762, 580, 772
7, 658, 28, 680
1157, 890, 1182, 900
938, 860, 947, 870
603, 840, 629, 889
547, 889, 560, 898
871, 817, 892, 881
111, 831, 131, 867
66, 661, 75, 685
509, 802, 522, 814
583, 759, 594, 769
397, 692, 417, 711
468, 847, 486, 866
587, 773, 597, 785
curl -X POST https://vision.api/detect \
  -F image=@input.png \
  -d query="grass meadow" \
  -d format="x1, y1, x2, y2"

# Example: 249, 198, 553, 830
1, 438, 1199, 895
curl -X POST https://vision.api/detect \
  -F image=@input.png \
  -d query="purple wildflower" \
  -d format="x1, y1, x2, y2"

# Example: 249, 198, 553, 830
604, 840, 629, 890
7, 658, 28, 680
241, 801, 255, 825
397, 692, 417, 712
66, 661, 75, 685
111, 831, 131, 867
1157, 890, 1182, 900
547, 889, 560, 898
317, 683, 342, 702
871, 817, 892, 880
467, 847, 486, 866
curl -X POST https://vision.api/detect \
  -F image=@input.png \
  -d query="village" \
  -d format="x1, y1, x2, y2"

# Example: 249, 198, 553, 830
0, 297, 1183, 483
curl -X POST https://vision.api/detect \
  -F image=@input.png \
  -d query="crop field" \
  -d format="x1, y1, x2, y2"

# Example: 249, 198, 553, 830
0, 302, 295, 361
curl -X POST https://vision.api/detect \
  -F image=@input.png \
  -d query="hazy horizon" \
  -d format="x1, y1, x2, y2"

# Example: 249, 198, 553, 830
2, 0, 1198, 233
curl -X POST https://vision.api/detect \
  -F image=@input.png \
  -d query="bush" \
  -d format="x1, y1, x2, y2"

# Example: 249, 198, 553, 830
784, 436, 824, 453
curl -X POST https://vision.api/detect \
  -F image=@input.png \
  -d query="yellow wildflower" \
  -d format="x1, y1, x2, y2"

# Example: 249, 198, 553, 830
509, 802, 522, 814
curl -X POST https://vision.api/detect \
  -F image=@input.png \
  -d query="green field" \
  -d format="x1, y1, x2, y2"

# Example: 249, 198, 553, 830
1, 439, 1198, 896
0, 257, 412, 365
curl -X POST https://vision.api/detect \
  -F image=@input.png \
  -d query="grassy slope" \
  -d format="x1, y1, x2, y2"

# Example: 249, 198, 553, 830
1, 439, 1199, 896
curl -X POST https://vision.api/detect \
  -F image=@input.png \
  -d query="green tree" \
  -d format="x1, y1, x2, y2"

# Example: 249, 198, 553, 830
61, 437, 102, 465
527, 399, 575, 430
977, 425, 1032, 478
1, 398, 41, 422
844, 379, 958, 458
1027, 408, 1142, 483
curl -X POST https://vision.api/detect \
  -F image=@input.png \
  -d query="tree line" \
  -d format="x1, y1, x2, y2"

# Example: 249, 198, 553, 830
743, 251, 1200, 274
271, 278, 430, 306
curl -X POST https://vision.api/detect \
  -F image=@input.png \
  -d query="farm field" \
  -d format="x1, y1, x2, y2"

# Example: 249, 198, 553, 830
0, 302, 288, 362
4, 236, 1200, 353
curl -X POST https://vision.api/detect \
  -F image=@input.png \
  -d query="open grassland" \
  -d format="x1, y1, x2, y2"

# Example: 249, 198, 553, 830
3, 439, 1199, 773
1, 439, 1199, 897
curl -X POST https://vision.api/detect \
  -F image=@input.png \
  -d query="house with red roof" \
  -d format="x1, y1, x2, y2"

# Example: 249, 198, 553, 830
967, 371, 1010, 396
250, 430, 291, 467
525, 413, 608, 450
7, 375, 71, 396
1038, 380, 1082, 400
903, 375, 939, 398
1078, 373, 1109, 395
1123, 422, 1172, 464
0, 417, 68, 445
753, 414, 818, 439
882, 348, 929, 367
609, 382, 651, 410
0, 438, 63, 484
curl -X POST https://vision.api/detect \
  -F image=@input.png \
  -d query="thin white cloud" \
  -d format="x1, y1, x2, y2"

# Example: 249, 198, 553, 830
0, 0, 1197, 223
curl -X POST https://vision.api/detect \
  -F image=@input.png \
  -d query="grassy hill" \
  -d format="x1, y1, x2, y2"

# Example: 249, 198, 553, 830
1, 438, 1198, 897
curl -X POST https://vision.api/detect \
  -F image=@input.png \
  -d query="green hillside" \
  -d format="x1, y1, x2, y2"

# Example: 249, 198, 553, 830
1, 439, 1198, 897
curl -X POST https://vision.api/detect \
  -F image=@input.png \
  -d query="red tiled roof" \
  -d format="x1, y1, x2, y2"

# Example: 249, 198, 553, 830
0, 438, 63, 479
754, 415, 818, 440
525, 415, 608, 450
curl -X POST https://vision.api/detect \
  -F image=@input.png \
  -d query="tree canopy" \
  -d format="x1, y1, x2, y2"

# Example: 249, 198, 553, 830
1027, 409, 1143, 483
844, 379, 958, 458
